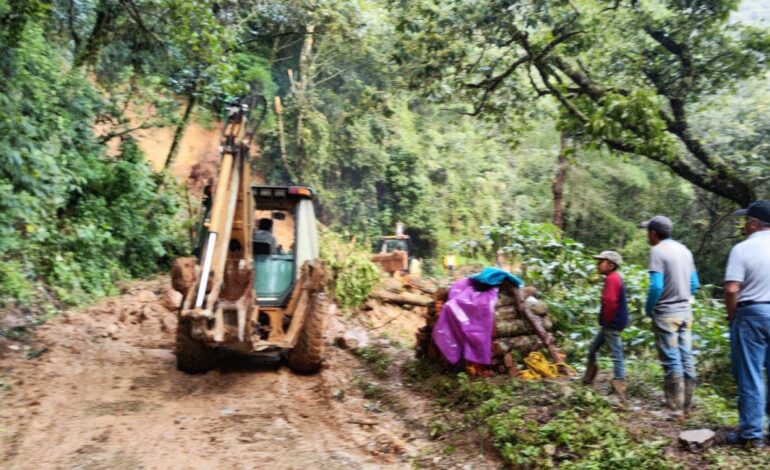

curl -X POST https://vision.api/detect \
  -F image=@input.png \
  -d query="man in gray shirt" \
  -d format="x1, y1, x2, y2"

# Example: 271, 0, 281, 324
722, 200, 770, 447
641, 215, 700, 415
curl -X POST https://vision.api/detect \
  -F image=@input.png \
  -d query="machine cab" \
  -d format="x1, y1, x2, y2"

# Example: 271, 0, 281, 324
376, 236, 410, 254
251, 185, 318, 307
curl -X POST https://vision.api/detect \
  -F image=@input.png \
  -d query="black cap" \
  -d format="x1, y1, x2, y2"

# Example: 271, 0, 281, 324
734, 200, 770, 224
640, 215, 673, 237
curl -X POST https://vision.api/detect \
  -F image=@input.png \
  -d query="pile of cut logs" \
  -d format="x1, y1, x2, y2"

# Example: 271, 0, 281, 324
488, 286, 556, 375
367, 274, 565, 377
415, 282, 565, 376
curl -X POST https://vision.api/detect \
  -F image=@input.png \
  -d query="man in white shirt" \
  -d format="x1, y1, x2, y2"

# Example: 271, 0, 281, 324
723, 200, 770, 448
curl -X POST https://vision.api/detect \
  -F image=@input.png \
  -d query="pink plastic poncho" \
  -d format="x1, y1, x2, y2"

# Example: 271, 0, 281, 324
432, 278, 498, 365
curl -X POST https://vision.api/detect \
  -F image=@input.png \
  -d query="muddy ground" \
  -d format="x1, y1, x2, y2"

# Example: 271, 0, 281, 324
0, 277, 500, 470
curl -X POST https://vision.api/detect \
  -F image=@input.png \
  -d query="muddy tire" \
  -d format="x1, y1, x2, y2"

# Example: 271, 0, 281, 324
288, 293, 329, 375
176, 317, 217, 373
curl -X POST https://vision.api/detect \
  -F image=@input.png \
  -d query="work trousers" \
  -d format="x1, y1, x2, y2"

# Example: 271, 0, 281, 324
652, 310, 696, 380
587, 327, 625, 380
730, 303, 770, 440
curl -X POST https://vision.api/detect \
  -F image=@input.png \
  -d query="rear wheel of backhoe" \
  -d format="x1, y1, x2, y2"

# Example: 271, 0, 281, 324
288, 293, 329, 374
176, 317, 217, 373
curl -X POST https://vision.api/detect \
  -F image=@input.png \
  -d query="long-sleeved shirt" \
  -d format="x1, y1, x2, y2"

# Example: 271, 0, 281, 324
600, 271, 629, 330
645, 238, 698, 315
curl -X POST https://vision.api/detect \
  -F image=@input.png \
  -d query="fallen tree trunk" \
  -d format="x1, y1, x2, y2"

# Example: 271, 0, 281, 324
492, 335, 544, 356
373, 289, 434, 307
494, 317, 553, 338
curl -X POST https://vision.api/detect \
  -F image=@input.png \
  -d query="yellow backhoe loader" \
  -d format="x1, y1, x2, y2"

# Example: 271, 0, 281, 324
171, 97, 331, 374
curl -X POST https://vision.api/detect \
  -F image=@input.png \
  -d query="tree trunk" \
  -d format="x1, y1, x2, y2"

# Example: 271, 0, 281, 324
552, 132, 569, 229
74, 0, 119, 68
164, 80, 198, 171
295, 25, 315, 163
274, 96, 297, 183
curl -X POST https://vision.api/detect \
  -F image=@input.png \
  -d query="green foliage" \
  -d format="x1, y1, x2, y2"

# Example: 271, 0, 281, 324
703, 448, 770, 469
0, 0, 46, 48
394, 0, 770, 205
352, 346, 393, 378
0, 15, 186, 307
455, 222, 734, 392
0, 260, 33, 307
692, 291, 733, 395
45, 138, 186, 304
407, 368, 678, 469
319, 229, 380, 309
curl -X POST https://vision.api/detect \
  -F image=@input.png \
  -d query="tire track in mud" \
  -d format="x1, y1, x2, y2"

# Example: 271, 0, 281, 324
0, 278, 434, 469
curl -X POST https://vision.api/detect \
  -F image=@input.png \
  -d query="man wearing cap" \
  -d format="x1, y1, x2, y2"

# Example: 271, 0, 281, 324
583, 250, 629, 400
641, 215, 700, 414
723, 200, 770, 447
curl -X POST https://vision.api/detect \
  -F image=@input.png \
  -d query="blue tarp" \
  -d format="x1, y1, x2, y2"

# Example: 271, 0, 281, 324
470, 267, 524, 288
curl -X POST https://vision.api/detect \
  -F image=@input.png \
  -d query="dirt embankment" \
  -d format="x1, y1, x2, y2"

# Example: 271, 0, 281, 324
102, 108, 266, 185
0, 277, 500, 469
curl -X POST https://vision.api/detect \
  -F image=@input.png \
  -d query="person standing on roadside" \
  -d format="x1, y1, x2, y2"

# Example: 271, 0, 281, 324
722, 200, 770, 447
582, 251, 629, 400
641, 215, 700, 415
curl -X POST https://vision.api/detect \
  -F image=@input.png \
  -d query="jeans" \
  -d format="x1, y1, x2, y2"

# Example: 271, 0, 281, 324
730, 304, 770, 440
588, 327, 625, 379
652, 310, 695, 380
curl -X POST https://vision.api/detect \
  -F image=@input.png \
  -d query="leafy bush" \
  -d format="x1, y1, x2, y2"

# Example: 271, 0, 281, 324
691, 291, 733, 395
0, 260, 33, 307
406, 368, 679, 469
0, 23, 186, 308
319, 229, 380, 309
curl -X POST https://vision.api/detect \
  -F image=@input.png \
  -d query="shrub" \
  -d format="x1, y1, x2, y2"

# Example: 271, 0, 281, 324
319, 228, 380, 309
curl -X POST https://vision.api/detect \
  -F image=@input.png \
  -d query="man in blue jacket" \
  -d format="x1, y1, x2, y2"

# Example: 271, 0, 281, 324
641, 215, 700, 415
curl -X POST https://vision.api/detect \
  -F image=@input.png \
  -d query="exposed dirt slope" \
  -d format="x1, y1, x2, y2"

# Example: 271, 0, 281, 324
0, 278, 501, 469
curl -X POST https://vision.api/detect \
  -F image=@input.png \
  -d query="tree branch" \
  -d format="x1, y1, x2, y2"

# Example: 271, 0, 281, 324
98, 122, 156, 143
534, 46, 755, 204
120, 0, 157, 36
467, 54, 530, 90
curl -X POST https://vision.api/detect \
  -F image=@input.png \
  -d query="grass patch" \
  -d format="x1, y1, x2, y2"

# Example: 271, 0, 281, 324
356, 378, 388, 401
703, 446, 770, 468
404, 358, 680, 469
352, 346, 393, 378
3, 326, 30, 340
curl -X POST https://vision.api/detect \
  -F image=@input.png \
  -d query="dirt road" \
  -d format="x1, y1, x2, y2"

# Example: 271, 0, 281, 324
0, 278, 489, 470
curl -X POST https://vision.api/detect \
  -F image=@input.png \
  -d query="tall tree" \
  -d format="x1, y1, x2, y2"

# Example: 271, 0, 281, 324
395, 0, 770, 206
552, 132, 570, 230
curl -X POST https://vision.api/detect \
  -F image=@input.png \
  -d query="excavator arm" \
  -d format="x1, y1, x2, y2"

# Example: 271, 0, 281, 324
178, 97, 264, 345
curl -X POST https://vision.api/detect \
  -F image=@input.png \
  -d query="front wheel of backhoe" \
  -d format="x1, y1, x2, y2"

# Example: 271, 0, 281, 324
176, 317, 217, 373
287, 293, 330, 374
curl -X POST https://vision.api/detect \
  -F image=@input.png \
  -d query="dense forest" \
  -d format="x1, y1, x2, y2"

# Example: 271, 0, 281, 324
2, 0, 768, 310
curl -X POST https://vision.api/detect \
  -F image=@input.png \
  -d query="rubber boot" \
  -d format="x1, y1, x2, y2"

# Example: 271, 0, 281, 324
611, 379, 627, 401
683, 377, 696, 415
664, 374, 684, 412
582, 362, 598, 385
